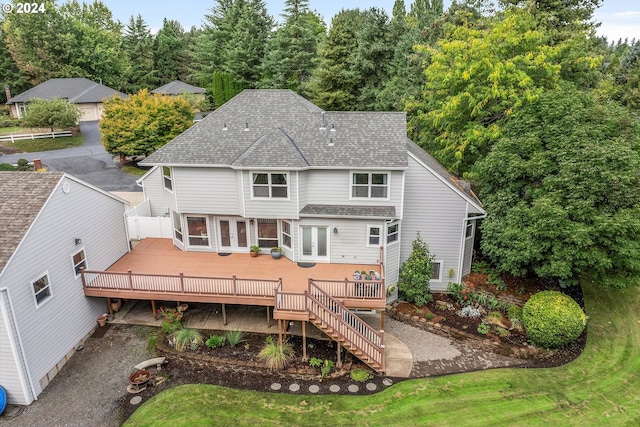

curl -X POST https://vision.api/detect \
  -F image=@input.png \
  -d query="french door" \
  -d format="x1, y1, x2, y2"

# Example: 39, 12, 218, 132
218, 218, 248, 252
300, 226, 329, 261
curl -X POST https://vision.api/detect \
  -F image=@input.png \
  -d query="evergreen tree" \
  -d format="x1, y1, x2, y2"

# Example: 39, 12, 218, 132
123, 15, 156, 93
259, 0, 325, 93
153, 19, 188, 85
0, 24, 29, 104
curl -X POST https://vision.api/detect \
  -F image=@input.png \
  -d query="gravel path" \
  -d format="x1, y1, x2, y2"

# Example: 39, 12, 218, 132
2, 325, 153, 427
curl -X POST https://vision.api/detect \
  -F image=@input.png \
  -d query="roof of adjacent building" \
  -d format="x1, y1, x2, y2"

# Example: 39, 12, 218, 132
300, 204, 396, 218
141, 89, 409, 169
7, 78, 126, 105
151, 80, 207, 95
0, 172, 64, 273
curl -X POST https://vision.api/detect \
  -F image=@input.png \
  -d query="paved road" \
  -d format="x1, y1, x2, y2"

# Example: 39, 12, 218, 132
0, 121, 142, 192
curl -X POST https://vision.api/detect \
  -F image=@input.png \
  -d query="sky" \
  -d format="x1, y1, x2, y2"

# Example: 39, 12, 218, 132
103, 0, 640, 43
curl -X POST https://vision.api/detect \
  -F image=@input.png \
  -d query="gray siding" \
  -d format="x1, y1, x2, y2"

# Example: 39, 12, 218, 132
0, 176, 129, 395
305, 170, 402, 216
175, 167, 240, 215
384, 239, 400, 287
142, 167, 167, 217
0, 290, 30, 405
297, 171, 307, 212
401, 156, 468, 291
243, 171, 299, 219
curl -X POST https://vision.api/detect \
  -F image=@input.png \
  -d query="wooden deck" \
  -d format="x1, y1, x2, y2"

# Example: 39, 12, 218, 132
83, 238, 386, 310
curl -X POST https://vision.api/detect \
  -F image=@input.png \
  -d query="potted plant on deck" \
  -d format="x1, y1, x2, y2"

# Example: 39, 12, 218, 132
271, 246, 282, 259
250, 245, 260, 257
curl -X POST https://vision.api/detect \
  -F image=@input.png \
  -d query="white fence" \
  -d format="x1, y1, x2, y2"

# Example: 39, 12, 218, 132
126, 200, 171, 240
0, 131, 72, 143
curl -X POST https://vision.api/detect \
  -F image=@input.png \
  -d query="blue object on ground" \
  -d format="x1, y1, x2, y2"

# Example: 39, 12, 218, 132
0, 385, 6, 415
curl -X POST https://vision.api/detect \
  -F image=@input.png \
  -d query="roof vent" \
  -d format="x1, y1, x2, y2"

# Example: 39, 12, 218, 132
330, 124, 336, 132
223, 123, 228, 131
328, 138, 334, 147
244, 122, 249, 131
320, 112, 326, 129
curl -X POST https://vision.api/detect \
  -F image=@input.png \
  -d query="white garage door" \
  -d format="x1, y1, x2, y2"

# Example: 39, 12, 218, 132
78, 104, 98, 122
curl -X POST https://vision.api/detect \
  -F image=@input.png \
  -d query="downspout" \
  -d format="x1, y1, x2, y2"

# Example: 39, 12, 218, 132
0, 287, 38, 403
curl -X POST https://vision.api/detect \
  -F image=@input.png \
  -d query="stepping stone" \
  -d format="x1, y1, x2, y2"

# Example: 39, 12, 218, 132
271, 383, 282, 391
329, 385, 340, 393
309, 385, 320, 393
130, 396, 143, 405
348, 384, 359, 393
366, 383, 377, 391
289, 383, 300, 392
382, 378, 393, 386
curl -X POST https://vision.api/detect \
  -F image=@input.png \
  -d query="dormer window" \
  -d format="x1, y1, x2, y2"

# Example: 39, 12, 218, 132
252, 172, 288, 198
351, 172, 388, 199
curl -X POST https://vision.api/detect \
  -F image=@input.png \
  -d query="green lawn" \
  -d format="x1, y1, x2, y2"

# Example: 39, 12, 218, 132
2, 135, 84, 152
0, 126, 24, 135
122, 165, 149, 176
124, 280, 640, 426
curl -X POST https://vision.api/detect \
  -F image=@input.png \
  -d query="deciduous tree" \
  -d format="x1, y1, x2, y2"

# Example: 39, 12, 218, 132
21, 98, 81, 131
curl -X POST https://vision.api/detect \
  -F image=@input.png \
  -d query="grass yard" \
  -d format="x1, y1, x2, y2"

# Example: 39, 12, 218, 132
122, 165, 148, 176
2, 135, 84, 152
0, 126, 25, 135
124, 279, 640, 426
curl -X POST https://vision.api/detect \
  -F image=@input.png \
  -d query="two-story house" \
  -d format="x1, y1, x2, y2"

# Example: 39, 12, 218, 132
136, 90, 485, 295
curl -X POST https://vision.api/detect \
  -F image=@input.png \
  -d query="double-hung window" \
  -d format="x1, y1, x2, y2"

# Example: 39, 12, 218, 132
162, 166, 173, 191
172, 212, 183, 242
465, 221, 474, 238
31, 272, 52, 307
351, 172, 388, 198
252, 173, 288, 198
281, 221, 292, 248
387, 223, 399, 244
367, 225, 381, 246
71, 248, 87, 278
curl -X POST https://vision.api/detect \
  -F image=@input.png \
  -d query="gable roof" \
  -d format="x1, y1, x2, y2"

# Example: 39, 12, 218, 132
7, 78, 126, 105
151, 80, 206, 95
0, 172, 64, 272
141, 90, 409, 169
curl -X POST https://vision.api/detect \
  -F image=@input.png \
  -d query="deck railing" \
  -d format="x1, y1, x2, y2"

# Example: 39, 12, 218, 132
82, 269, 281, 298
274, 283, 307, 313
307, 281, 384, 370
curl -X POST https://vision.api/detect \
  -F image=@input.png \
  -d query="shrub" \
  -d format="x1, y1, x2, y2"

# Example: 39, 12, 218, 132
172, 328, 203, 351
162, 320, 181, 334
398, 233, 434, 306
320, 359, 335, 380
309, 357, 323, 368
350, 368, 373, 382
258, 336, 294, 371
206, 335, 226, 349
0, 163, 16, 171
507, 305, 523, 322
425, 312, 435, 321
224, 330, 244, 347
522, 291, 587, 348
477, 323, 490, 334
16, 158, 33, 171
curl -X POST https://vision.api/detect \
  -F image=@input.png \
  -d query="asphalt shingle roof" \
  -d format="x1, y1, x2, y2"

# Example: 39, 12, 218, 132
141, 90, 409, 168
7, 78, 126, 104
0, 172, 64, 273
300, 204, 396, 218
151, 80, 206, 95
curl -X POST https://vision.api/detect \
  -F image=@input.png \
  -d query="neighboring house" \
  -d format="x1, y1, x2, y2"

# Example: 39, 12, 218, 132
0, 172, 129, 405
151, 80, 206, 96
6, 78, 127, 122
138, 89, 485, 295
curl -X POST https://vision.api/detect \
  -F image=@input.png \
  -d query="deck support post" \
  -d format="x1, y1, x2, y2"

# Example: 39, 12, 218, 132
222, 303, 227, 325
302, 322, 307, 362
107, 297, 113, 315
336, 343, 342, 368
381, 311, 385, 330
151, 300, 157, 320
278, 320, 283, 348
266, 306, 271, 328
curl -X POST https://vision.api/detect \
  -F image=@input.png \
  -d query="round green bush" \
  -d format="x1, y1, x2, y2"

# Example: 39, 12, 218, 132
522, 290, 586, 348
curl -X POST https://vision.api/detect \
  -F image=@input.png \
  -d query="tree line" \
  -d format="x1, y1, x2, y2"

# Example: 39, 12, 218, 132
2, 0, 640, 289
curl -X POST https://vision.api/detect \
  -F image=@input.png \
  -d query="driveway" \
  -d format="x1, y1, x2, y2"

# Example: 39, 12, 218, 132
0, 121, 142, 192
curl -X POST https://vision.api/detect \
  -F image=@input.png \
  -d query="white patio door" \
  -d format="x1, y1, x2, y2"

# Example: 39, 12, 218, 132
300, 226, 329, 261
218, 218, 248, 252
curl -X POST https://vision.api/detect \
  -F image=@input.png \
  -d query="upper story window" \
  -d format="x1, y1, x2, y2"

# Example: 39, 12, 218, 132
387, 223, 399, 244
31, 272, 52, 307
351, 172, 388, 198
162, 166, 173, 191
252, 173, 288, 198
71, 248, 87, 279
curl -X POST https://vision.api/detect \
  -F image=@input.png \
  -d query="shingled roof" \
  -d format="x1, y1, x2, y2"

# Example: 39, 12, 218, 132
151, 80, 206, 95
7, 78, 126, 104
141, 90, 409, 169
0, 172, 64, 273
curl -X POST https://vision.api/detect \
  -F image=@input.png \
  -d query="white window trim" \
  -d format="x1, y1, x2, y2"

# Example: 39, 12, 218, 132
430, 260, 444, 283
30, 271, 53, 309
349, 171, 391, 200
172, 211, 183, 243
162, 166, 173, 192
250, 171, 290, 200
367, 224, 382, 247
465, 221, 474, 239
255, 218, 280, 249
386, 222, 400, 245
281, 220, 292, 249
70, 247, 88, 279
186, 215, 210, 248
